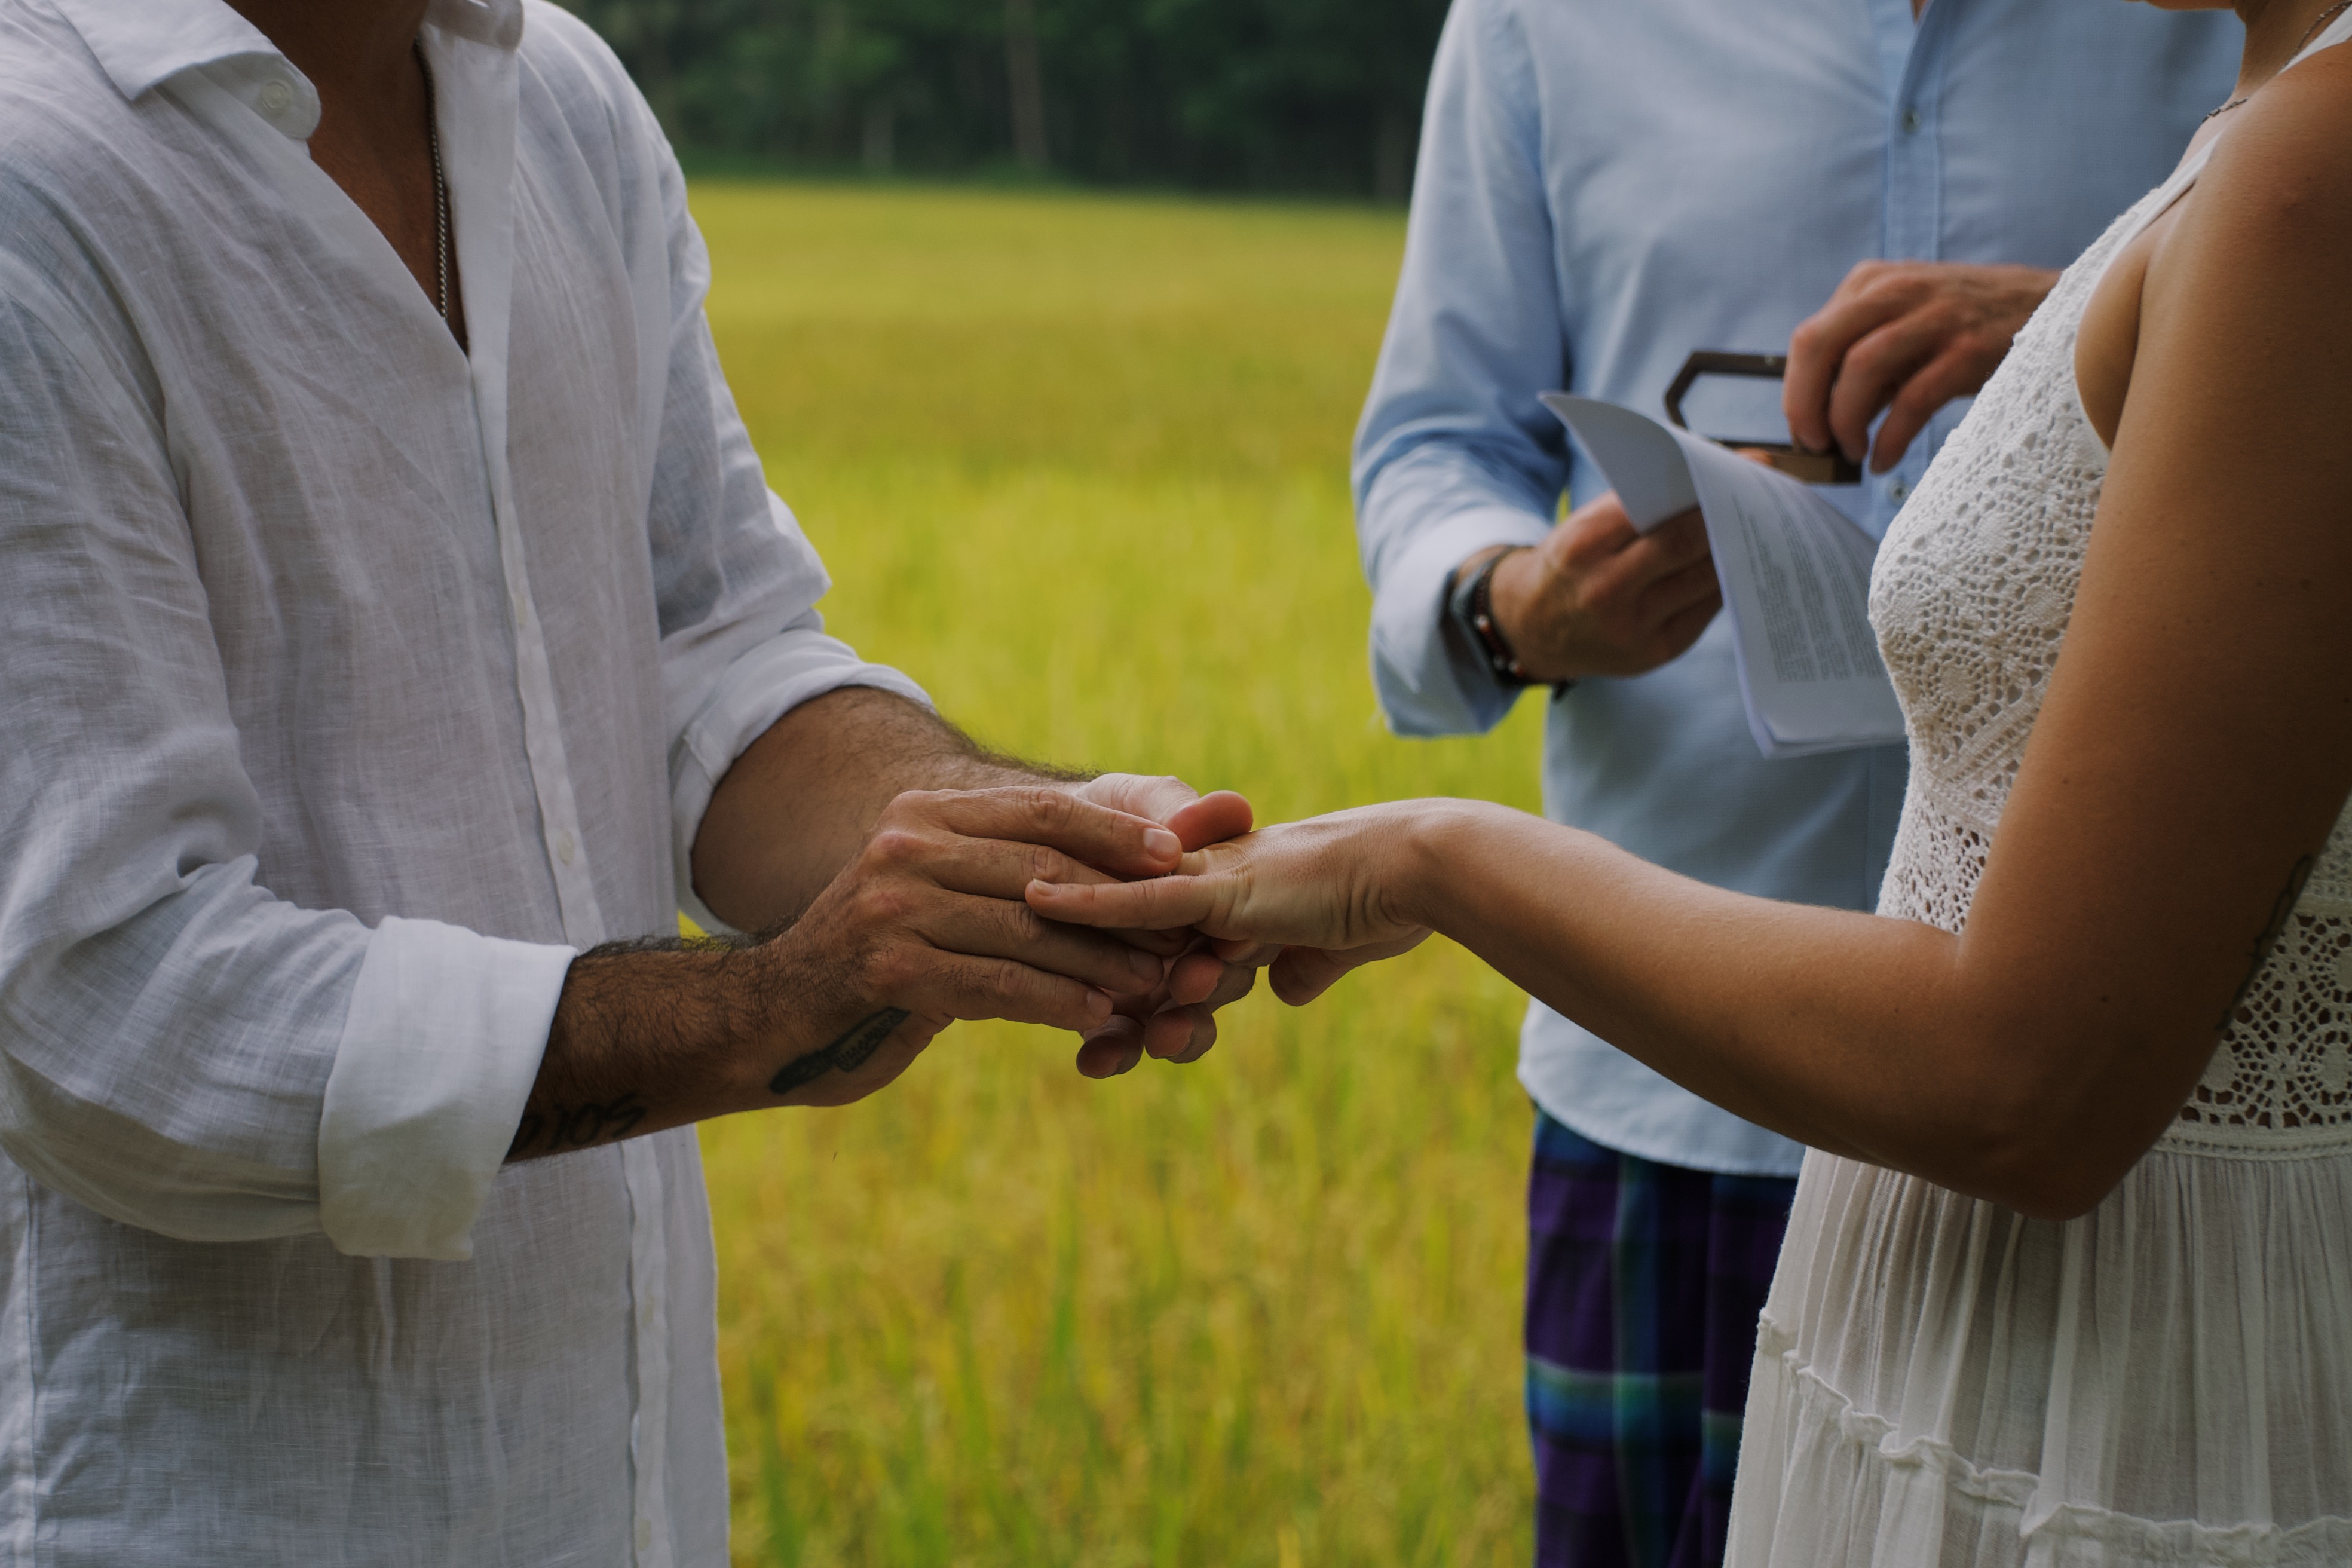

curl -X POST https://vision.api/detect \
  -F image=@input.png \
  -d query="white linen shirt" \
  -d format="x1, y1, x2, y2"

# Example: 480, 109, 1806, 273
0, 0, 924, 1561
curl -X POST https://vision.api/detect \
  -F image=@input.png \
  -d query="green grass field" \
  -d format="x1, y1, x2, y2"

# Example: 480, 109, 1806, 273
691, 182, 1551, 1567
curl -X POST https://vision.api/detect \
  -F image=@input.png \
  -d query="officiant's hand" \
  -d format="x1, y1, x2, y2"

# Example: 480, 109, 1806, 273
1784, 259, 2059, 475
1467, 493, 1719, 683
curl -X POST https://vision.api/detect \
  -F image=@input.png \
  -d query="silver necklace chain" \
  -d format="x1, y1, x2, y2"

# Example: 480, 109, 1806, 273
2206, 0, 2350, 120
415, 42, 451, 324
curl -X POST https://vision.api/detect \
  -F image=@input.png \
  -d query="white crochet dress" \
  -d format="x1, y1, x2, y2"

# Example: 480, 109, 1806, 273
1724, 22, 2352, 1567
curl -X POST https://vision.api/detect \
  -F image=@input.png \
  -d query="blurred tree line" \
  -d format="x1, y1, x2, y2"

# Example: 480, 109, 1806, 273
552, 0, 1448, 198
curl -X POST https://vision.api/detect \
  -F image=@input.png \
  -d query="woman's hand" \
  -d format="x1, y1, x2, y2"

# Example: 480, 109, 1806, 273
1024, 803, 1442, 1006
1256, 931, 1435, 1007
1062, 777, 1265, 1074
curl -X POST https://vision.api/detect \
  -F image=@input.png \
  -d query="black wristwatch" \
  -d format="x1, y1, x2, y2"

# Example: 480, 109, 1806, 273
1449, 547, 1573, 697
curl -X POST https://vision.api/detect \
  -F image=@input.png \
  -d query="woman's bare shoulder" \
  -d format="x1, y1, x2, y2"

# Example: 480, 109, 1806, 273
2193, 46, 2352, 258
2136, 45, 2352, 411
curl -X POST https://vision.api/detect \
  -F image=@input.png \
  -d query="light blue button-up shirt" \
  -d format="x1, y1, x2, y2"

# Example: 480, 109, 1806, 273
1355, 0, 2240, 1176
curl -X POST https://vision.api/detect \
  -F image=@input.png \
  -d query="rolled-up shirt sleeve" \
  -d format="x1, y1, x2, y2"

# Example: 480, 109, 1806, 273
1352, 0, 1572, 737
0, 274, 562, 1260
635, 131, 927, 936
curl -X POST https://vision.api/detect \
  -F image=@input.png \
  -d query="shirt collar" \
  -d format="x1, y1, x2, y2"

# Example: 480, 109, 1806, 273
50, 0, 523, 105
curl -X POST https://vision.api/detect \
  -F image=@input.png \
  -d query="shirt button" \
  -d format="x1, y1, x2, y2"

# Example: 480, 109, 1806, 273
1889, 479, 1910, 501
1901, 109, 1924, 134
257, 79, 294, 118
556, 829, 577, 866
636, 1518, 654, 1552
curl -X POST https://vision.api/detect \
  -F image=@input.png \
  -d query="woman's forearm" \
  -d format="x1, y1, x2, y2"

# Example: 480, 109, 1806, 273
1393, 801, 2132, 1217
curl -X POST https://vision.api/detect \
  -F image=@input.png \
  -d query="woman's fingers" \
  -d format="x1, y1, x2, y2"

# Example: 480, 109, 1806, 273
1268, 948, 1355, 1007
1034, 808, 1428, 954
1209, 936, 1284, 966
1269, 930, 1433, 1006
1025, 872, 1220, 932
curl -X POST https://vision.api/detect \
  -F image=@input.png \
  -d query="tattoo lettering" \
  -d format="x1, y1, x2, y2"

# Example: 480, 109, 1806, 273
510, 1093, 650, 1159
770, 1008, 912, 1096
2216, 853, 2315, 1032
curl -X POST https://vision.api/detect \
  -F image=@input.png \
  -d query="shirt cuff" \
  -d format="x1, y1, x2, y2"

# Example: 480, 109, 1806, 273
1368, 504, 1553, 737
669, 626, 932, 935
318, 915, 574, 1261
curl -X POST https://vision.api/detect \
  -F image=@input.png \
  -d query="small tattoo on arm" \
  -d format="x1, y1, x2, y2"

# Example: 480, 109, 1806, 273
2216, 853, 2315, 1032
510, 1092, 650, 1159
770, 1008, 912, 1096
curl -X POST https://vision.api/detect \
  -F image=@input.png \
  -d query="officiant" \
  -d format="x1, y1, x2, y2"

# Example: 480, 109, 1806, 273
1347, 3, 2238, 1564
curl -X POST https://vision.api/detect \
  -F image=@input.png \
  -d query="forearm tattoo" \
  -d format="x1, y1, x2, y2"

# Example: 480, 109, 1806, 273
2216, 853, 2315, 1033
510, 1094, 650, 1157
770, 1007, 911, 1096
512, 933, 917, 1161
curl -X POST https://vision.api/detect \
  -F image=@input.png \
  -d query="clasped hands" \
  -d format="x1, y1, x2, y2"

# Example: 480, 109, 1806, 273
1025, 801, 1439, 1010
779, 773, 1272, 1101
779, 775, 1451, 1113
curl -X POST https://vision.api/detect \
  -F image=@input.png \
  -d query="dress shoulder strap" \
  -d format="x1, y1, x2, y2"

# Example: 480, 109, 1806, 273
2293, 8, 2352, 68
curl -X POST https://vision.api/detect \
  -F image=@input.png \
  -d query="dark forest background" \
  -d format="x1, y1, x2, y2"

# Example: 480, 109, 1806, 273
553, 0, 1450, 198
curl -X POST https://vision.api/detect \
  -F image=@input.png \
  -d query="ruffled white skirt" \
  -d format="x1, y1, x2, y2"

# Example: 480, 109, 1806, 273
1724, 1146, 2352, 1567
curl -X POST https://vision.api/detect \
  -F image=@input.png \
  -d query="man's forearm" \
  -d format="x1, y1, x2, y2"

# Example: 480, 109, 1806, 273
507, 930, 926, 1162
507, 936, 785, 1160
692, 685, 1081, 933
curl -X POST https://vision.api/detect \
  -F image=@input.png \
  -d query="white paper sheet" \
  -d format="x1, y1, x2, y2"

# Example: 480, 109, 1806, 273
1541, 393, 1905, 758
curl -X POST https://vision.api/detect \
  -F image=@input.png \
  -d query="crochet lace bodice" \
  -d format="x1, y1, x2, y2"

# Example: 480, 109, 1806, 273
1867, 160, 2352, 1159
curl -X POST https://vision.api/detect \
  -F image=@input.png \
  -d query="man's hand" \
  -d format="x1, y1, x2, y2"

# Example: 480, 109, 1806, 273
1066, 774, 1264, 1078
765, 786, 1192, 1103
513, 788, 1186, 1157
1472, 494, 1720, 684
1784, 261, 2059, 474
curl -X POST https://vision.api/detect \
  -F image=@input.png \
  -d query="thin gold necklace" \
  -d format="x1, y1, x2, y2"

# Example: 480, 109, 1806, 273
2206, 0, 2351, 120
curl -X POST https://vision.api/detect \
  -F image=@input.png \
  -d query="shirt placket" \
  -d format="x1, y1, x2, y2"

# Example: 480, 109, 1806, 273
485, 475, 607, 947
430, 33, 669, 1566
1872, 0, 1952, 534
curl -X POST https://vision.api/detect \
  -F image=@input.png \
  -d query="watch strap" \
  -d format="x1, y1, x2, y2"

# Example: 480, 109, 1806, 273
1451, 547, 1572, 697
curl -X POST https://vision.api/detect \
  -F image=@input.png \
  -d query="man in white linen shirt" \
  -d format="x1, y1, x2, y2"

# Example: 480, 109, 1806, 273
0, 0, 1258, 1561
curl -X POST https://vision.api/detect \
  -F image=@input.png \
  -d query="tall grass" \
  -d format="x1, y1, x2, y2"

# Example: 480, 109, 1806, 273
693, 182, 1548, 1566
